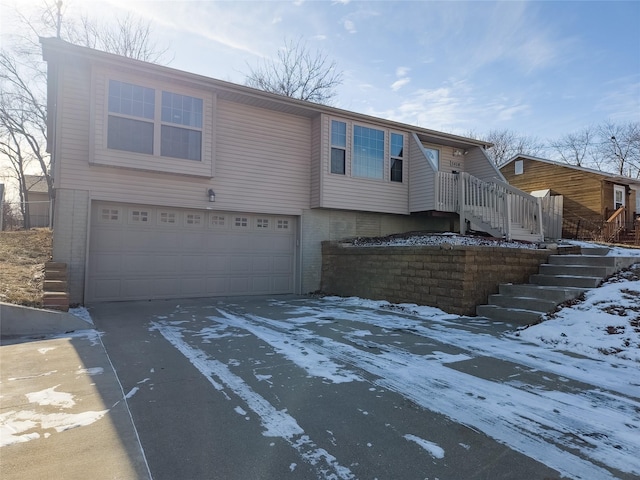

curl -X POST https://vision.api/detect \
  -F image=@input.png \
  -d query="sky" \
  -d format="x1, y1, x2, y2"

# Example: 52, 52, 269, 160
2, 0, 639, 144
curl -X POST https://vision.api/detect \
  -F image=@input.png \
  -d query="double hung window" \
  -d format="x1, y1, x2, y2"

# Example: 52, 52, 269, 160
330, 120, 346, 174
107, 79, 203, 161
390, 133, 404, 182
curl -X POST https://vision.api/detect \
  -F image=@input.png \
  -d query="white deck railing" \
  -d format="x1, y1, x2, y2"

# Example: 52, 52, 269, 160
435, 171, 543, 241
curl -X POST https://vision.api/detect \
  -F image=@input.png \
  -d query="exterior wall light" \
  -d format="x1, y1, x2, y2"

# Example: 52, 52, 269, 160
207, 189, 216, 202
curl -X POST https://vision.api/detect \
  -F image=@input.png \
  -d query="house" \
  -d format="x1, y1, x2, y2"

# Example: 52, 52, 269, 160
25, 175, 51, 228
501, 155, 639, 242
41, 37, 542, 305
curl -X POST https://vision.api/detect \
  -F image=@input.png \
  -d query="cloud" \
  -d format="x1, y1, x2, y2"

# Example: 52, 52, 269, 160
343, 19, 357, 33
595, 75, 640, 123
396, 67, 411, 77
391, 78, 411, 91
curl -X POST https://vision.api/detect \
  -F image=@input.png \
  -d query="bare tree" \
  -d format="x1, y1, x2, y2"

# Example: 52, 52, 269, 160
466, 129, 545, 167
245, 37, 343, 105
596, 121, 640, 178
549, 126, 597, 168
0, 1, 171, 228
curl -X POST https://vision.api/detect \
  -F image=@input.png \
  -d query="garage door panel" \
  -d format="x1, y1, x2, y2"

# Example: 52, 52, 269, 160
90, 253, 122, 274
93, 229, 124, 251
207, 255, 228, 272
89, 202, 296, 302
90, 278, 121, 300
272, 276, 292, 293
251, 276, 271, 292
228, 277, 250, 294
228, 255, 252, 273
182, 255, 207, 272
122, 278, 154, 298
252, 256, 272, 273
272, 256, 293, 274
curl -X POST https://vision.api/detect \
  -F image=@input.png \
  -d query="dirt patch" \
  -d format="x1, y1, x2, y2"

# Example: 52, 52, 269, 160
0, 229, 52, 307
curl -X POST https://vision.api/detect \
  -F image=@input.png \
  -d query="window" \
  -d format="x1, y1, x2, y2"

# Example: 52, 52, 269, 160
390, 133, 404, 182
234, 216, 249, 229
158, 211, 177, 224
161, 92, 203, 161
353, 125, 384, 179
210, 214, 227, 228
100, 208, 121, 222
515, 160, 524, 175
185, 213, 203, 226
130, 209, 150, 223
108, 80, 154, 154
256, 218, 270, 229
276, 219, 290, 230
424, 147, 439, 170
107, 79, 203, 161
331, 120, 346, 174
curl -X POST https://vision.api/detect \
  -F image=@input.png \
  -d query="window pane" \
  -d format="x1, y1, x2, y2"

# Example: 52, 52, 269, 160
161, 125, 202, 161
331, 148, 345, 174
391, 133, 404, 158
391, 158, 403, 182
109, 80, 154, 119
331, 120, 346, 148
353, 125, 384, 179
162, 91, 203, 128
107, 116, 153, 154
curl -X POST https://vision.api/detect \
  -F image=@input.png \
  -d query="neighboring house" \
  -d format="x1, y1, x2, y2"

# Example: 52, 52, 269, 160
41, 37, 540, 305
501, 155, 639, 240
25, 175, 51, 228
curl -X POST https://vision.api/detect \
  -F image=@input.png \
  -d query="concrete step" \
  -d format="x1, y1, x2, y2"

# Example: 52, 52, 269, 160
538, 264, 612, 277
548, 254, 619, 267
530, 274, 602, 288
475, 305, 543, 325
580, 246, 611, 256
486, 294, 557, 313
498, 284, 585, 303
44, 261, 68, 271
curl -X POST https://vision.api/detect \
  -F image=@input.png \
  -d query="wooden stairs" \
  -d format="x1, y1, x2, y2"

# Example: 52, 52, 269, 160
43, 261, 70, 312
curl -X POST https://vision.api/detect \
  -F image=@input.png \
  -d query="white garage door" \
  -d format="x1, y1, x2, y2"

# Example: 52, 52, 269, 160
87, 202, 297, 302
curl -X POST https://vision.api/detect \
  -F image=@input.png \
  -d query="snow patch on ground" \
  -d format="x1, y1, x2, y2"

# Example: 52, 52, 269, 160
404, 434, 445, 459
26, 386, 75, 409
69, 306, 93, 325
513, 264, 640, 363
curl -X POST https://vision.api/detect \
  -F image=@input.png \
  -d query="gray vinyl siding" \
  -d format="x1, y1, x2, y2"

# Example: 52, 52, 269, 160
318, 116, 409, 215
463, 146, 504, 182
310, 115, 322, 208
408, 134, 436, 212
55, 61, 311, 216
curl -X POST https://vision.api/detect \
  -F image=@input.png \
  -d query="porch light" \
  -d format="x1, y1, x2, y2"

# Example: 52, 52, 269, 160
453, 149, 464, 157
207, 189, 216, 202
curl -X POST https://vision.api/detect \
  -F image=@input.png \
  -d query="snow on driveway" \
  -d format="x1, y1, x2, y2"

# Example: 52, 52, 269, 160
152, 293, 640, 480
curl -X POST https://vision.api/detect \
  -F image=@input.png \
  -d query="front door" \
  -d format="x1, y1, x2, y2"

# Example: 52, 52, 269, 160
614, 185, 626, 210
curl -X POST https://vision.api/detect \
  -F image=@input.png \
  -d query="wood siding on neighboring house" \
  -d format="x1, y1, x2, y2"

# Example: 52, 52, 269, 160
501, 158, 605, 222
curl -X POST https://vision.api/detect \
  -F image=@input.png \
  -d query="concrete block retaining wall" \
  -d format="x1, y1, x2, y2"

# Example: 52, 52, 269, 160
321, 242, 561, 315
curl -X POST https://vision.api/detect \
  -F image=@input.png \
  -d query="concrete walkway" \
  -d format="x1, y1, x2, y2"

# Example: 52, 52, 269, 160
0, 328, 151, 479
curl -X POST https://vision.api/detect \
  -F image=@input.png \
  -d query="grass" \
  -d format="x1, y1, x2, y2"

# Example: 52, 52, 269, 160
0, 229, 52, 307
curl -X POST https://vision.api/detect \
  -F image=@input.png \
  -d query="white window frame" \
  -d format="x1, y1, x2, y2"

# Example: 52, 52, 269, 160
515, 160, 524, 175
93, 68, 215, 178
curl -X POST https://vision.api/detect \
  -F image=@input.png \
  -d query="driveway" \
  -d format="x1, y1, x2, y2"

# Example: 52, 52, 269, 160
90, 295, 638, 480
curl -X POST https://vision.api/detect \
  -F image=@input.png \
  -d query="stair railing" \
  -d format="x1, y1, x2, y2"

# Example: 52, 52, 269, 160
601, 206, 626, 243
457, 172, 543, 241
